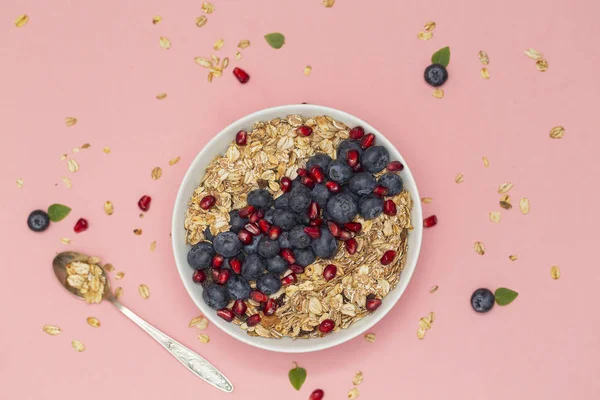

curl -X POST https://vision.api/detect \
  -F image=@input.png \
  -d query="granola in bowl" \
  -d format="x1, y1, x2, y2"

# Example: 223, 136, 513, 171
184, 114, 413, 339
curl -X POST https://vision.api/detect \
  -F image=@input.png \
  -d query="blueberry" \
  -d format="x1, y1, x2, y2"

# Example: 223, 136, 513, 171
295, 212, 311, 226
266, 255, 288, 274
213, 231, 242, 257
229, 210, 248, 233
187, 241, 215, 270
311, 227, 338, 259
202, 284, 230, 310
278, 231, 292, 248
337, 139, 363, 161
257, 273, 282, 295
471, 288, 495, 313
27, 210, 50, 232
358, 195, 384, 220
247, 188, 273, 210
311, 183, 331, 208
424, 63, 448, 87
348, 172, 377, 195
243, 234, 262, 254
241, 253, 266, 281
274, 193, 290, 210
226, 275, 251, 300
294, 248, 317, 267
341, 186, 360, 203
203, 227, 214, 241
306, 153, 332, 171
257, 237, 280, 259
378, 173, 404, 196
288, 184, 312, 213
360, 146, 389, 173
289, 225, 311, 249
273, 209, 297, 231
327, 160, 354, 184
264, 208, 275, 223
326, 193, 358, 224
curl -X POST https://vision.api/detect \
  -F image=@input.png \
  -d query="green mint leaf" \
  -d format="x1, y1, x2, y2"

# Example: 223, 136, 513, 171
288, 362, 306, 391
264, 32, 285, 49
495, 288, 519, 306
47, 204, 72, 222
431, 46, 451, 67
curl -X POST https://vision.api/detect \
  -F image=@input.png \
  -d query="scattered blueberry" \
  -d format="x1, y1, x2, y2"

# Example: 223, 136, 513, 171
278, 231, 292, 248
27, 210, 50, 232
226, 275, 251, 300
229, 210, 248, 233
289, 225, 311, 249
187, 241, 215, 270
288, 184, 312, 213
378, 173, 404, 196
273, 209, 297, 231
266, 255, 289, 274
358, 195, 384, 220
348, 172, 377, 195
274, 193, 290, 210
294, 247, 317, 267
311, 183, 331, 208
203, 284, 230, 310
243, 234, 262, 254
306, 153, 332, 171
241, 253, 266, 281
424, 63, 448, 87
326, 193, 358, 224
247, 189, 273, 210
257, 273, 282, 295
257, 236, 281, 259
311, 227, 338, 259
337, 139, 363, 161
360, 146, 389, 173
327, 160, 354, 184
471, 288, 495, 313
203, 227, 215, 241
213, 231, 243, 257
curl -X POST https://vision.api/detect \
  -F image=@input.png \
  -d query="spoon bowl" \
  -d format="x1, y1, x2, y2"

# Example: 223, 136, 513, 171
52, 251, 110, 300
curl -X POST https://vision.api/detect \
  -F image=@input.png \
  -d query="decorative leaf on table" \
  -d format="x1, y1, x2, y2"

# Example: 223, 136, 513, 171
495, 288, 519, 306
288, 362, 307, 390
264, 33, 285, 49
431, 46, 451, 67
48, 204, 72, 222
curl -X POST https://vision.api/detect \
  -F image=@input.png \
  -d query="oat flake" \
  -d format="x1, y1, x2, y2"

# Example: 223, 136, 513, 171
524, 48, 544, 60
16, 178, 24, 188
417, 31, 433, 40
323, 0, 335, 7
421, 197, 433, 204
519, 198, 530, 214
551, 265, 560, 280
43, 325, 62, 335
67, 159, 79, 173
152, 16, 162, 24
424, 21, 436, 31
213, 39, 224, 51
536, 59, 548, 72
455, 173, 464, 183
482, 157, 489, 167
196, 16, 207, 27
65, 117, 77, 127
474, 241, 485, 255
500, 195, 512, 210
115, 287, 123, 299
498, 182, 513, 194
432, 88, 444, 99
429, 285, 439, 293
151, 166, 162, 180
549, 126, 565, 139
156, 93, 167, 100
480, 67, 490, 79
352, 371, 364, 385
87, 317, 101, 328
509, 255, 518, 261
103, 263, 114, 272
478, 51, 490, 65
115, 272, 125, 280
304, 66, 312, 76
364, 333, 376, 342
348, 387, 360, 399
150, 241, 157, 252
104, 201, 114, 215
198, 333, 210, 343
71, 340, 85, 352
235, 51, 242, 60
159, 37, 171, 49
238, 40, 250, 49
134, 229, 142, 235
15, 14, 29, 28
60, 237, 71, 244
169, 156, 180, 165
489, 211, 501, 223
417, 328, 426, 340
201, 2, 215, 13
189, 316, 209, 330
103, 147, 111, 154
138, 284, 150, 299
62, 177, 72, 188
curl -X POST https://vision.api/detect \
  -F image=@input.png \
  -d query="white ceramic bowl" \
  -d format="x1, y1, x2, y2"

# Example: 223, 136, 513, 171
172, 104, 423, 353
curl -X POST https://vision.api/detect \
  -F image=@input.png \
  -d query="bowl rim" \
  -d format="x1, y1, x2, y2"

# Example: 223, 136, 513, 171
171, 104, 423, 353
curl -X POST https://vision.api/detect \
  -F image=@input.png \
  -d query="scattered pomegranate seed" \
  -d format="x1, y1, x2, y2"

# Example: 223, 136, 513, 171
423, 215, 438, 228
309, 165, 325, 183
360, 133, 375, 149
343, 222, 362, 233
304, 226, 321, 239
380, 250, 397, 265
211, 269, 220, 281
386, 160, 404, 171
235, 130, 248, 146
232, 299, 247, 316
366, 298, 382, 312
238, 205, 255, 218
238, 229, 253, 245
200, 195, 216, 210
327, 221, 341, 237
258, 219, 271, 233
250, 290, 268, 303
229, 258, 242, 274
280, 248, 296, 264
309, 389, 325, 400
289, 264, 305, 274
307, 201, 320, 220
217, 269, 231, 285
373, 185, 388, 197
212, 255, 224, 269
281, 273, 297, 286
232, 67, 249, 84
138, 195, 152, 211
267, 225, 282, 240
245, 222, 261, 236
246, 314, 261, 327
297, 168, 308, 177
73, 218, 88, 233
345, 238, 358, 254
296, 125, 313, 136
349, 126, 365, 140
352, 163, 364, 172
217, 308, 235, 322
325, 181, 341, 193
318, 319, 335, 333
338, 229, 352, 241
248, 209, 265, 223
347, 149, 359, 167
192, 269, 207, 284
301, 176, 315, 188
280, 177, 292, 193
309, 218, 323, 227
383, 200, 397, 216
263, 298, 278, 316
323, 264, 337, 281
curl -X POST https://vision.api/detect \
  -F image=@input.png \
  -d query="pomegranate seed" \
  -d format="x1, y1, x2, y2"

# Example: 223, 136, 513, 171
250, 290, 268, 303
235, 130, 248, 146
296, 125, 313, 137
347, 149, 359, 167
212, 255, 224, 269
360, 133, 375, 149
267, 225, 282, 240
229, 258, 242, 274
301, 176, 315, 188
366, 298, 382, 312
423, 215, 438, 228
280, 248, 296, 264
263, 298, 278, 316
380, 250, 397, 265
304, 226, 321, 239
238, 205, 255, 218
343, 222, 362, 233
211, 269, 220, 281
373, 185, 388, 198
245, 222, 261, 236
192, 269, 207, 284
249, 209, 265, 223
281, 273, 297, 286
323, 264, 337, 281
327, 221, 341, 237
238, 229, 253, 245
307, 201, 320, 220
217, 308, 235, 322
309, 166, 325, 183
345, 238, 358, 254
200, 195, 216, 210
349, 126, 365, 140
297, 168, 308, 177
289, 264, 305, 274
338, 229, 352, 241
73, 218, 88, 233
246, 314, 261, 327
280, 177, 293, 193
383, 200, 397, 216
309, 217, 323, 227
232, 67, 249, 83
258, 219, 271, 233
386, 160, 404, 171
325, 181, 341, 193
318, 319, 335, 333
309, 389, 325, 400
138, 195, 152, 211
232, 299, 247, 316
217, 269, 231, 285
352, 163, 364, 172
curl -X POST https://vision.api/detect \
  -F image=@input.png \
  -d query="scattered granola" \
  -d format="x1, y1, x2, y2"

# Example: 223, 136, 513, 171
189, 315, 209, 329
551, 265, 560, 280
418, 21, 435, 40
519, 198, 530, 214
103, 147, 111, 154
151, 167, 162, 180
549, 126, 565, 139
489, 211, 501, 223
364, 333, 376, 342
432, 88, 444, 99
66, 257, 106, 303
71, 340, 85, 352
509, 255, 518, 261
133, 229, 142, 235
16, 178, 24, 188
429, 285, 439, 294
159, 37, 171, 49
482, 156, 489, 167
152, 16, 162, 25
198, 333, 210, 343
43, 325, 62, 335
478, 51, 489, 65
62, 177, 72, 188
480, 67, 490, 79
455, 173, 464, 183
115, 272, 125, 280
213, 39, 224, 51
498, 182, 513, 194
87, 317, 101, 328
138, 284, 150, 299
169, 156, 181, 165
416, 311, 435, 340
150, 241, 157, 252
196, 15, 208, 27
348, 387, 360, 399
474, 241, 485, 255
60, 237, 71, 244
65, 117, 77, 127
304, 66, 312, 76
156, 93, 167, 100
15, 14, 29, 28
238, 40, 250, 49
104, 201, 114, 215
67, 159, 79, 173
352, 371, 364, 385
201, 2, 215, 14
115, 286, 124, 299
500, 195, 512, 210
323, 0, 335, 7
421, 197, 433, 204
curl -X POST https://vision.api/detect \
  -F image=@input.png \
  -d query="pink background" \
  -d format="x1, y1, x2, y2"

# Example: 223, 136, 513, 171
2, 0, 599, 399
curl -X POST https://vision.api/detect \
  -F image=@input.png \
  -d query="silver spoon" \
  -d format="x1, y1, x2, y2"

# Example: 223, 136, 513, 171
53, 251, 233, 393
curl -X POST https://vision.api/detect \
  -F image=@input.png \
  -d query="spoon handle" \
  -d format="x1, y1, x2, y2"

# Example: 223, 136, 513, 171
109, 297, 234, 393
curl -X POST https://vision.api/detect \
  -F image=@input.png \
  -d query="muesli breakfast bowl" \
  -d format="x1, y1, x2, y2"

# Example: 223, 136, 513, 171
172, 104, 423, 353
